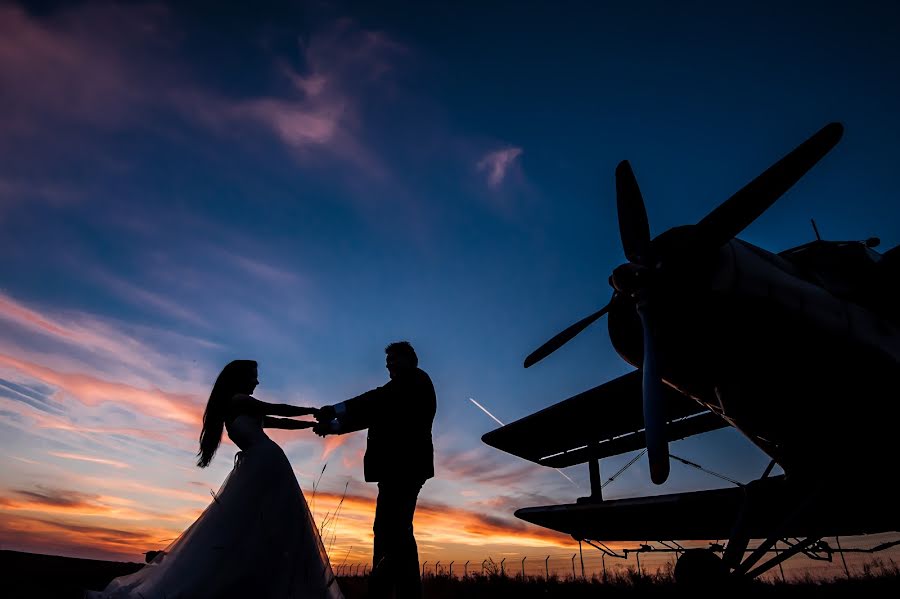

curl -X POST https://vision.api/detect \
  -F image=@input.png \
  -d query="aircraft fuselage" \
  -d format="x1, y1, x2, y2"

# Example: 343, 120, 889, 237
607, 239, 900, 479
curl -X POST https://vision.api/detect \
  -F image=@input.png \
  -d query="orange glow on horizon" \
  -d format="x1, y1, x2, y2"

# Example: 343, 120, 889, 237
0, 486, 579, 565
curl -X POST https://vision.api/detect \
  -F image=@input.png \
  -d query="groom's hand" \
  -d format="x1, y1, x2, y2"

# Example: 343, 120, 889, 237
317, 405, 336, 422
313, 422, 330, 437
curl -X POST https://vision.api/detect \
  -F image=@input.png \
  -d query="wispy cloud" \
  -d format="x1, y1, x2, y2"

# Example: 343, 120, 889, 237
0, 291, 91, 342
0, 353, 201, 426
0, 178, 83, 214
439, 447, 544, 487
321, 434, 354, 461
179, 21, 404, 179
83, 270, 208, 328
0, 377, 64, 414
283, 489, 576, 563
0, 290, 214, 388
0, 3, 172, 137
47, 452, 132, 469
6, 487, 101, 509
1, 3, 405, 191
0, 512, 180, 561
0, 483, 578, 563
0, 486, 180, 524
477, 147, 523, 189
0, 392, 187, 448
0, 292, 219, 395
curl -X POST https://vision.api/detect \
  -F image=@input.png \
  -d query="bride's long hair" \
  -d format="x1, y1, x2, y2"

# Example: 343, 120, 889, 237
197, 360, 258, 468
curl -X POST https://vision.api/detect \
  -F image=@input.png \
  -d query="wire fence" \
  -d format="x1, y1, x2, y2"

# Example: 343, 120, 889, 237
330, 534, 900, 582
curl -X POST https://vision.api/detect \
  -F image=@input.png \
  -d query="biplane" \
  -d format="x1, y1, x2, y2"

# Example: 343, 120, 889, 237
482, 122, 900, 581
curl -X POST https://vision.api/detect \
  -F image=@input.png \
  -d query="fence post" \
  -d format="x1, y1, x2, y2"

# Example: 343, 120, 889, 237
449, 561, 454, 578
545, 555, 550, 579
500, 557, 506, 577
482, 560, 486, 575
435, 561, 441, 577
422, 561, 428, 578
521, 556, 526, 579
571, 554, 576, 580
836, 536, 851, 579
579, 541, 585, 579
465, 560, 470, 577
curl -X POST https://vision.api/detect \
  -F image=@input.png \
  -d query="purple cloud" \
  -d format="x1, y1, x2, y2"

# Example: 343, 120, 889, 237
179, 21, 405, 179
0, 4, 404, 182
0, 3, 173, 136
477, 147, 524, 189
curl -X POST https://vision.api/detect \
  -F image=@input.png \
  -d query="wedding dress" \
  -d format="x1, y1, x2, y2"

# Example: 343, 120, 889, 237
86, 414, 343, 598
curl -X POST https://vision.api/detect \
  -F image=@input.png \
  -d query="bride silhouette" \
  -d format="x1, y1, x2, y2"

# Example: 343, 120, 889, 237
87, 360, 343, 599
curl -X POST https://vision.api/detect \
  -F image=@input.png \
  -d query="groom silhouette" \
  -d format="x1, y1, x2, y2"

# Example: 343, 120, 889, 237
316, 341, 436, 599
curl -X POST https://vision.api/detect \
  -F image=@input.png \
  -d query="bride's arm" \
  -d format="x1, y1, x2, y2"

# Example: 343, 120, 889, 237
231, 394, 319, 418
263, 416, 316, 430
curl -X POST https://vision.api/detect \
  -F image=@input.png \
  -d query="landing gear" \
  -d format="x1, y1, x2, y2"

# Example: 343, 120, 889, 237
674, 549, 728, 587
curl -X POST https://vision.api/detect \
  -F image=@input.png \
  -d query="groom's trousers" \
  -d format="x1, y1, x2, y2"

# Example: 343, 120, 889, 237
369, 479, 424, 599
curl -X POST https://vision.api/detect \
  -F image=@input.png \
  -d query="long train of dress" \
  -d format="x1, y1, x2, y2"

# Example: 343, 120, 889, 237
86, 415, 343, 599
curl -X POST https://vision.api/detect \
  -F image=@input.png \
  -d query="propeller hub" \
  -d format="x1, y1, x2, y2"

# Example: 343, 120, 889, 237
611, 262, 651, 296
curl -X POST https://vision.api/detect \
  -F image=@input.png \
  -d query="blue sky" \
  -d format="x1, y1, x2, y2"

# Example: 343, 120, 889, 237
1, 0, 898, 574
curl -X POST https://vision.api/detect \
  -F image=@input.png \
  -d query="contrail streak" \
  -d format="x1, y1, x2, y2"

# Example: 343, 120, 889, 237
468, 397, 580, 489
554, 467, 579, 487
468, 397, 504, 426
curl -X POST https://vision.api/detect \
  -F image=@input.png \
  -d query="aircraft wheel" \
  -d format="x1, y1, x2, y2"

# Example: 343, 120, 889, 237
674, 549, 728, 587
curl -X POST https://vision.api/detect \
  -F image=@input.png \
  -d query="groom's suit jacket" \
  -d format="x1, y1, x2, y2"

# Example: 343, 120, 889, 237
331, 367, 437, 483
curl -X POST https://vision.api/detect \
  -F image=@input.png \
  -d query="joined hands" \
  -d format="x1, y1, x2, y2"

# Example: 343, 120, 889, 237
312, 404, 336, 437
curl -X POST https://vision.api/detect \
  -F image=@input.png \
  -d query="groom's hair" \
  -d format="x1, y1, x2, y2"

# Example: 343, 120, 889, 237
385, 341, 417, 367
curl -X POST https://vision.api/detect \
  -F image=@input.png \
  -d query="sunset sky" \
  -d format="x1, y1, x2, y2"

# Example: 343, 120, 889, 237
2, 0, 900, 578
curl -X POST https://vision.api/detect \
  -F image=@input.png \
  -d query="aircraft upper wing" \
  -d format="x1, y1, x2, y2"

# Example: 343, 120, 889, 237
481, 371, 727, 468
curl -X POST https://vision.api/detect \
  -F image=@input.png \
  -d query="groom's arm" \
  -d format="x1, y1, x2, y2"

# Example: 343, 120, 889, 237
317, 384, 389, 435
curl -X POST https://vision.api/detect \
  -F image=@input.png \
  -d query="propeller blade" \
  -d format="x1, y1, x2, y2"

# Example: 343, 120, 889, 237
524, 297, 615, 368
616, 161, 652, 265
696, 122, 843, 249
635, 301, 670, 484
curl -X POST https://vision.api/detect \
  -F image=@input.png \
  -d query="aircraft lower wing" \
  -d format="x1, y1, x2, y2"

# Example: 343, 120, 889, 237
482, 370, 727, 468
516, 475, 899, 541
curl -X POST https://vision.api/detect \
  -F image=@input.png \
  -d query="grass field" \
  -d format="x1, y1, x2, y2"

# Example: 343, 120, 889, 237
3, 549, 898, 597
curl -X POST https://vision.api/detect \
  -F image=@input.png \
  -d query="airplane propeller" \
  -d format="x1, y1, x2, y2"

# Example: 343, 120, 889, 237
523, 297, 618, 369
612, 159, 670, 484
695, 122, 844, 250
524, 122, 844, 485
615, 160, 652, 266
